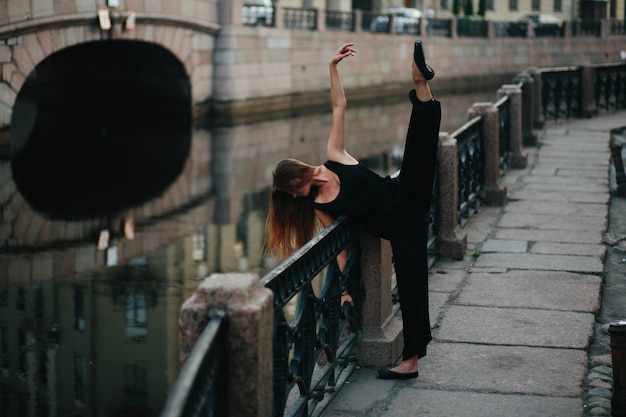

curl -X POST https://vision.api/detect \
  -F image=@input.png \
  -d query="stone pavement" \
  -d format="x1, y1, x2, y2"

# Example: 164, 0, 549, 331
319, 112, 626, 417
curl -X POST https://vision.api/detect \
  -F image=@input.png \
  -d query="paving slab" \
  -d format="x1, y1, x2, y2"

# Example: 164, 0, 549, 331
494, 228, 602, 244
456, 270, 602, 311
383, 390, 583, 417
497, 212, 607, 231
418, 343, 587, 397
437, 305, 595, 348
529, 241, 606, 257
481, 239, 527, 253
503, 200, 606, 217
508, 189, 610, 203
474, 252, 603, 273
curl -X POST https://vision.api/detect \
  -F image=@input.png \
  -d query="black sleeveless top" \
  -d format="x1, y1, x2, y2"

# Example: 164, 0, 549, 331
312, 161, 415, 240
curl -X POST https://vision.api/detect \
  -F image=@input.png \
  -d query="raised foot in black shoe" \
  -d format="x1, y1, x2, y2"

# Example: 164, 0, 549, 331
413, 40, 435, 80
377, 368, 419, 380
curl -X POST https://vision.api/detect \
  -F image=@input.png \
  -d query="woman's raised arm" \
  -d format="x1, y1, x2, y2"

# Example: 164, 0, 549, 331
327, 43, 358, 165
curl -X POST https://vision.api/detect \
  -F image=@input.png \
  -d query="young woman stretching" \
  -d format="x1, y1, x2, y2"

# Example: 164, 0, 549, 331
265, 41, 441, 379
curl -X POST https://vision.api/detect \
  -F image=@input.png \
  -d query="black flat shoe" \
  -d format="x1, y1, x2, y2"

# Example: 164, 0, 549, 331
377, 368, 419, 380
413, 40, 435, 80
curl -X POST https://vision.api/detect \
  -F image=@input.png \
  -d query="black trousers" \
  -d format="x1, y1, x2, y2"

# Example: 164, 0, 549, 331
390, 90, 441, 360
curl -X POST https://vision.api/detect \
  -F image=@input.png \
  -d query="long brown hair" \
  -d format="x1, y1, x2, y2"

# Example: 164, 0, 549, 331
265, 158, 320, 259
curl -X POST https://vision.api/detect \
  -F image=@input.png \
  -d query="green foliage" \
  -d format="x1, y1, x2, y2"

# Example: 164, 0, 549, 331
452, 0, 461, 16
477, 0, 486, 17
463, 0, 474, 16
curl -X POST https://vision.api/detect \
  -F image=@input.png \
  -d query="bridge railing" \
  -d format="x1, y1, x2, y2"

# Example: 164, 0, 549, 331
534, 63, 626, 122
241, 4, 626, 41
167, 62, 626, 416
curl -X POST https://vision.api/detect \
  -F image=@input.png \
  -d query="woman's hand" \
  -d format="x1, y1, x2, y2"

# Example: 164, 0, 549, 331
330, 43, 356, 66
341, 288, 354, 307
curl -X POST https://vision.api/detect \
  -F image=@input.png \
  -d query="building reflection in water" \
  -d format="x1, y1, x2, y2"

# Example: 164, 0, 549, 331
0, 87, 493, 416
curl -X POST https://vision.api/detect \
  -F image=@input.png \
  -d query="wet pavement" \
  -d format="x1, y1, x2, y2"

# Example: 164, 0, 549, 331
319, 112, 626, 417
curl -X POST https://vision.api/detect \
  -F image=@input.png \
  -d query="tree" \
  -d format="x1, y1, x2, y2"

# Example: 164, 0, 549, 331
463, 0, 474, 16
477, 0, 486, 17
452, 0, 461, 15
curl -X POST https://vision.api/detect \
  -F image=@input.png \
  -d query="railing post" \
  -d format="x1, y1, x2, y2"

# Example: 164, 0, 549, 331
498, 84, 528, 168
179, 273, 274, 417
486, 20, 494, 39
354, 9, 363, 33
316, 7, 325, 31
358, 229, 404, 367
274, 3, 284, 29
513, 71, 538, 146
450, 16, 458, 38
580, 63, 597, 118
609, 320, 626, 416
468, 102, 507, 205
528, 67, 545, 129
436, 132, 467, 259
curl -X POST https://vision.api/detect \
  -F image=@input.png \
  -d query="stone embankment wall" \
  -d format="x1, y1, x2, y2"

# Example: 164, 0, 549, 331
212, 27, 626, 120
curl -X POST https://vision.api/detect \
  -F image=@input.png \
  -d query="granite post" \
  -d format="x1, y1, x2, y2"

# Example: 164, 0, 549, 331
468, 102, 507, 205
358, 228, 404, 367
179, 273, 274, 417
580, 63, 597, 118
528, 67, 545, 129
436, 132, 467, 259
497, 84, 528, 169
513, 71, 538, 146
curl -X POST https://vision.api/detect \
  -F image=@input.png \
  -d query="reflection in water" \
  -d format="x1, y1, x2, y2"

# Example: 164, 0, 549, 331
0, 86, 496, 416
10, 41, 192, 220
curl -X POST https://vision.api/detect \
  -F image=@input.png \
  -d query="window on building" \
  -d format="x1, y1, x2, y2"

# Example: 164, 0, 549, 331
125, 289, 148, 339
509, 0, 518, 12
487, 0, 495, 10
532, 0, 540, 11
73, 354, 86, 404
441, 0, 449, 10
34, 286, 44, 319
0, 327, 8, 372
124, 364, 147, 410
16, 288, 25, 311
73, 287, 85, 332
554, 0, 562, 11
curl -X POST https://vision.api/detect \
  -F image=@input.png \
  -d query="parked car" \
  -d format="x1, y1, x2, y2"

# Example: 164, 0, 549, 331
507, 14, 563, 37
242, 0, 274, 26
369, 8, 422, 34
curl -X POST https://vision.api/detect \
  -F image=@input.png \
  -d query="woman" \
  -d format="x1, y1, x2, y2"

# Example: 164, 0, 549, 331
265, 41, 441, 379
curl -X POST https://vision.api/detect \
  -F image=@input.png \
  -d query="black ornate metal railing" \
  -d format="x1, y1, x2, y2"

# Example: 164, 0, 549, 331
457, 17, 488, 37
541, 66, 582, 121
595, 63, 626, 113
260, 216, 361, 417
453, 117, 485, 227
570, 19, 602, 37
428, 17, 452, 37
495, 94, 511, 172
325, 10, 355, 31
283, 8, 318, 30
160, 314, 227, 417
611, 19, 626, 35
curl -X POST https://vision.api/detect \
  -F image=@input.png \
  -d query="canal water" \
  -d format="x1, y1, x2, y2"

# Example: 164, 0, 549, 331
0, 82, 500, 416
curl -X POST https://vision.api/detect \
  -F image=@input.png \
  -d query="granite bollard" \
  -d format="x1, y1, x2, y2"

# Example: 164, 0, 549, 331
179, 273, 274, 417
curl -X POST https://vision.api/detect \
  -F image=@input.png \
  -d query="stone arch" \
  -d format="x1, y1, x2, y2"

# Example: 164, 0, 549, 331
1, 21, 216, 129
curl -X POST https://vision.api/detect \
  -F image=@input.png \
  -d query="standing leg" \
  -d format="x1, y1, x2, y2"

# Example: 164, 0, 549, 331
392, 215, 432, 358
